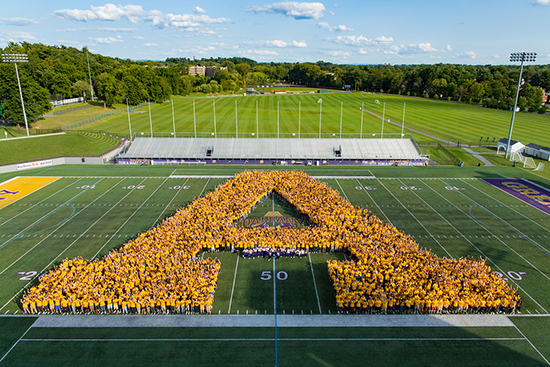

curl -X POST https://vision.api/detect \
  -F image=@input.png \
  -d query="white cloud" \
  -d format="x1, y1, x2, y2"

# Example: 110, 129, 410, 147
53, 4, 145, 23
0, 18, 38, 26
327, 35, 393, 46
143, 43, 158, 47
418, 43, 437, 52
327, 50, 350, 57
446, 44, 453, 51
0, 31, 37, 43
253, 50, 279, 55
536, 0, 550, 5
57, 39, 84, 47
317, 22, 353, 32
53, 4, 230, 33
384, 42, 448, 56
330, 11, 335, 15
90, 35, 123, 44
358, 48, 368, 55
57, 27, 136, 32
132, 36, 144, 40
248, 2, 325, 19
257, 39, 308, 48
193, 6, 207, 13
464, 51, 477, 59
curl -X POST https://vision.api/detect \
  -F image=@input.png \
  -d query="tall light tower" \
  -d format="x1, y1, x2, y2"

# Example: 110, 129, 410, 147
2, 53, 30, 136
506, 52, 536, 158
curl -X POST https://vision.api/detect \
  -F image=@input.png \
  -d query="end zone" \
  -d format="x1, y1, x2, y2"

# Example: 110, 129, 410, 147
0, 177, 60, 210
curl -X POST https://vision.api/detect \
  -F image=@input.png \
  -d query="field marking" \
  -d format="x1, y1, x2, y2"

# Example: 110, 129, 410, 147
373, 178, 453, 258
511, 323, 550, 365
90, 177, 171, 260
0, 177, 61, 210
417, 179, 549, 313
459, 186, 550, 255
355, 178, 392, 224
0, 178, 93, 251
0, 178, 81, 230
148, 177, 190, 228
334, 179, 350, 203
197, 178, 212, 198
170, 175, 233, 179
0, 323, 33, 364
308, 253, 322, 314
465, 179, 550, 236
18, 337, 527, 342
444, 180, 550, 282
228, 255, 239, 314
0, 178, 148, 312
0, 179, 123, 279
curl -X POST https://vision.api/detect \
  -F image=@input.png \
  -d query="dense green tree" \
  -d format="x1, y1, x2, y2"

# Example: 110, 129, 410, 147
95, 72, 118, 107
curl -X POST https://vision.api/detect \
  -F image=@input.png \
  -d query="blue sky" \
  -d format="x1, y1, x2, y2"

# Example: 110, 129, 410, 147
1, 0, 549, 65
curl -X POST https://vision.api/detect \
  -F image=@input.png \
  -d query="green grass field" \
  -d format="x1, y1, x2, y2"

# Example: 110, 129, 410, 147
74, 93, 550, 147
1, 165, 550, 365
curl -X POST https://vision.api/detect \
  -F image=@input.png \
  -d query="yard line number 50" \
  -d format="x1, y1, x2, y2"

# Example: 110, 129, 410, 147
260, 271, 288, 281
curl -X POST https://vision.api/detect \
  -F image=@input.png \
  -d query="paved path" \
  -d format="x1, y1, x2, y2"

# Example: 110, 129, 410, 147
462, 147, 495, 166
31, 314, 514, 328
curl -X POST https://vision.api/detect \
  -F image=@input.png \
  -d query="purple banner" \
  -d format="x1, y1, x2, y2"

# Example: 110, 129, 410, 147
483, 178, 550, 215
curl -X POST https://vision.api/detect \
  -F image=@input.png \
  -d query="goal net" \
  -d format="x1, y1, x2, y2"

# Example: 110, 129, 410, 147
510, 152, 525, 163
523, 157, 536, 169
534, 162, 546, 171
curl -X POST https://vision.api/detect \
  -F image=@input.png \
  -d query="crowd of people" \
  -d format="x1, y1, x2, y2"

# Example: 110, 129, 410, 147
22, 170, 519, 315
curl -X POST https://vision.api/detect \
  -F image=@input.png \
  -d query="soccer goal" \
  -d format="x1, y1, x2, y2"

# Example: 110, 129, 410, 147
523, 157, 536, 169
510, 152, 525, 163
534, 162, 546, 171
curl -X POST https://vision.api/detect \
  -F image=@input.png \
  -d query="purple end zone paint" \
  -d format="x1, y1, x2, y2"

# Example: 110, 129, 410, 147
482, 178, 550, 215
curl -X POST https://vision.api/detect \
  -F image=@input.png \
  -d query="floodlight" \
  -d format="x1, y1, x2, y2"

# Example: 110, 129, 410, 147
2, 53, 29, 135
505, 52, 537, 158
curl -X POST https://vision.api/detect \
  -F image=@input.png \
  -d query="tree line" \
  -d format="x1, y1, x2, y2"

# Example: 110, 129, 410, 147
1, 42, 549, 126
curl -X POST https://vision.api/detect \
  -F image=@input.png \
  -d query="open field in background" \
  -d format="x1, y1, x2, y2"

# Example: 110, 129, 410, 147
69, 92, 550, 146
0, 165, 550, 365
0, 132, 121, 164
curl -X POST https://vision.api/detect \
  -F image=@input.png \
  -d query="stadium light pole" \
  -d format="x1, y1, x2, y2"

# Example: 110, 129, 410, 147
235, 100, 238, 138
171, 99, 176, 138
86, 47, 94, 101
339, 102, 343, 138
401, 102, 406, 138
213, 99, 217, 138
381, 102, 385, 138
506, 52, 536, 158
126, 99, 132, 138
277, 101, 280, 139
256, 100, 259, 138
298, 101, 301, 139
148, 100, 153, 137
318, 98, 323, 138
193, 100, 197, 138
360, 102, 364, 139
2, 53, 30, 136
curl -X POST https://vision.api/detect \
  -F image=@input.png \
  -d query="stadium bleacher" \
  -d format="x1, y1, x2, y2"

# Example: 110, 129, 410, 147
117, 137, 428, 165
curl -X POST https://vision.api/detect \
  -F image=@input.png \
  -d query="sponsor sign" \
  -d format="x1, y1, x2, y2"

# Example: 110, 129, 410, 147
16, 160, 53, 171
483, 178, 550, 215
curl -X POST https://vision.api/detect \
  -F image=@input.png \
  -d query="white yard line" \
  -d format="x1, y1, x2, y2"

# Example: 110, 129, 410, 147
354, 178, 392, 224
0, 178, 148, 312
0, 323, 33, 364
148, 178, 190, 228
0, 178, 122, 278
334, 179, 350, 202
375, 179, 453, 258
198, 178, 211, 198
228, 255, 239, 314
91, 177, 171, 260
0, 178, 80, 229
308, 253, 322, 314
511, 323, 550, 365
0, 178, 89, 249
418, 179, 549, 313
464, 179, 550, 235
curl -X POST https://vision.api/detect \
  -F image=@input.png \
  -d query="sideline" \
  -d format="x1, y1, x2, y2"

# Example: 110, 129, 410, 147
0, 132, 66, 142
29, 314, 515, 328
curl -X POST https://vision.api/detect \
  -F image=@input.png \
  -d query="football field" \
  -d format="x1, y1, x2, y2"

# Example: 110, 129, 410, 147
1, 164, 550, 366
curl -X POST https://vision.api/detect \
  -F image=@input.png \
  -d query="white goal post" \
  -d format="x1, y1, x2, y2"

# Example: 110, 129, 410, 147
534, 162, 545, 171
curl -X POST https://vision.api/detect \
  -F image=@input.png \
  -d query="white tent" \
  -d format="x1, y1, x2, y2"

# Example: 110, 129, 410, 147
497, 138, 525, 155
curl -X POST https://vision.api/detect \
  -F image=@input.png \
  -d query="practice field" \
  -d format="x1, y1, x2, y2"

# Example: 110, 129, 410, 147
0, 164, 550, 366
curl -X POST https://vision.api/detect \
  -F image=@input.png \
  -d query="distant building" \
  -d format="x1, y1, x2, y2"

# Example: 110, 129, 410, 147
524, 143, 550, 161
189, 65, 228, 77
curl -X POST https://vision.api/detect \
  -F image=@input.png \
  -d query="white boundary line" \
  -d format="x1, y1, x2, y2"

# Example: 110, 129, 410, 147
18, 337, 527, 342
334, 178, 350, 203
197, 178, 212, 198
228, 255, 239, 314
148, 178, 190, 228
308, 253, 322, 314
354, 178, 392, 224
